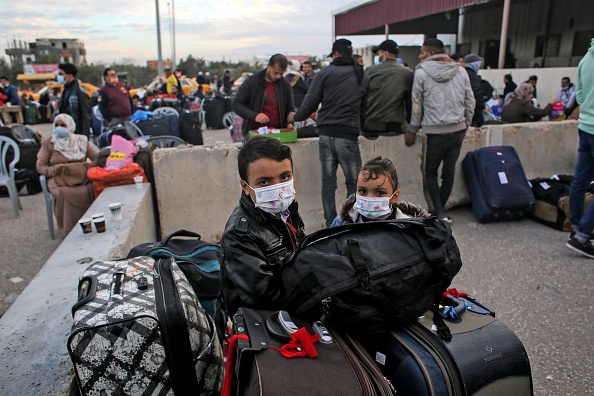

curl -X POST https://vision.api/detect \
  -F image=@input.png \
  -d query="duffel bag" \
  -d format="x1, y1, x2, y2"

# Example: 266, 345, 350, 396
281, 218, 462, 335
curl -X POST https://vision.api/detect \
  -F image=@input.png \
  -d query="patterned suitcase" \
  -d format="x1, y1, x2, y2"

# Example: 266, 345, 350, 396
67, 256, 224, 395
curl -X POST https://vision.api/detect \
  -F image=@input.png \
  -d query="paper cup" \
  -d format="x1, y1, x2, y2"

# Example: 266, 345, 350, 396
91, 212, 105, 220
93, 217, 106, 233
79, 218, 92, 234
108, 202, 122, 221
134, 176, 144, 189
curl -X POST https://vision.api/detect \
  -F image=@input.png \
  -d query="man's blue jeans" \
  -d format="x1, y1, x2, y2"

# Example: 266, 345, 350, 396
319, 135, 362, 227
569, 129, 594, 237
423, 130, 466, 217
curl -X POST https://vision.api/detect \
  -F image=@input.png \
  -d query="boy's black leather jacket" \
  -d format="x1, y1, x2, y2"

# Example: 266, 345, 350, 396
221, 193, 305, 317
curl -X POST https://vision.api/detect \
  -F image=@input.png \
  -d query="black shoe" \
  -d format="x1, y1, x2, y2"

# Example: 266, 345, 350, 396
568, 230, 594, 241
566, 237, 594, 259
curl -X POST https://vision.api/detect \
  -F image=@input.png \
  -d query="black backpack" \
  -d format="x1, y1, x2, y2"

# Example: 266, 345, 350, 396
127, 230, 226, 340
281, 218, 462, 337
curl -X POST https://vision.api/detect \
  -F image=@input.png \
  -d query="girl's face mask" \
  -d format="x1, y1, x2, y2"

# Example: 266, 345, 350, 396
245, 179, 296, 215
353, 191, 397, 220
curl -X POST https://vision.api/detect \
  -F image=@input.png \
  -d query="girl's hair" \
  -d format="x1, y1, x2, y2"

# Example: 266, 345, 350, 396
359, 156, 399, 191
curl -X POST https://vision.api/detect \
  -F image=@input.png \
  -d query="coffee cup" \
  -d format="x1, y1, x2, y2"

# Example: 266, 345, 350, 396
134, 176, 144, 189
108, 202, 122, 221
79, 218, 92, 234
93, 217, 106, 233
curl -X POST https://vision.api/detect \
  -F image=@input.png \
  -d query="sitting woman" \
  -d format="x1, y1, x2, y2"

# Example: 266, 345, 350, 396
36, 114, 98, 237
331, 156, 428, 226
501, 83, 557, 123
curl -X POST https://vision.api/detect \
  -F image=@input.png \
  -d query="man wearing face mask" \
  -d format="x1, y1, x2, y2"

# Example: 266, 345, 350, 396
57, 63, 91, 137
98, 68, 135, 126
557, 77, 578, 116
221, 136, 305, 317
362, 39, 413, 140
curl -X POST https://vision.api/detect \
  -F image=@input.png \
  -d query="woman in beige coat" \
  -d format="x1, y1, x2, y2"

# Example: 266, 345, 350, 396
36, 114, 98, 237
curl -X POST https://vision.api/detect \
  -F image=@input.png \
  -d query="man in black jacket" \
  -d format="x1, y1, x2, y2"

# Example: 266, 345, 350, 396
232, 54, 295, 139
58, 63, 91, 137
290, 38, 369, 227
463, 54, 485, 127
221, 136, 305, 317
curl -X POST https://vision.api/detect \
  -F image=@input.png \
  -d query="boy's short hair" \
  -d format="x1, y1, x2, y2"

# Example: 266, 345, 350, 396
359, 156, 399, 191
58, 63, 78, 77
269, 54, 288, 70
238, 136, 293, 182
422, 39, 444, 54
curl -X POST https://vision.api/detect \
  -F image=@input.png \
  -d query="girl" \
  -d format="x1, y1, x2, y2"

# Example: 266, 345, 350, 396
331, 156, 428, 226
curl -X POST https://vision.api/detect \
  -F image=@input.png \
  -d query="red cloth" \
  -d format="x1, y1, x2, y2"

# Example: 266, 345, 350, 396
260, 80, 280, 128
221, 334, 249, 396
441, 288, 469, 303
87, 162, 146, 198
272, 327, 319, 359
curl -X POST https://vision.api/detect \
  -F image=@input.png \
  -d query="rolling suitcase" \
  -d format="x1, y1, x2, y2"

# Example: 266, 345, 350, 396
136, 115, 180, 137
463, 146, 534, 223
361, 296, 533, 396
67, 256, 224, 395
225, 308, 393, 396
203, 96, 225, 129
180, 110, 204, 145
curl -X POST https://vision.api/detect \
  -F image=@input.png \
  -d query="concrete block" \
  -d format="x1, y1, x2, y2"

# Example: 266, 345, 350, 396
0, 184, 156, 396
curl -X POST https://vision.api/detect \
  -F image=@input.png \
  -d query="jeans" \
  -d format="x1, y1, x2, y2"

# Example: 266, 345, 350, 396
423, 130, 466, 217
569, 129, 594, 236
319, 135, 362, 227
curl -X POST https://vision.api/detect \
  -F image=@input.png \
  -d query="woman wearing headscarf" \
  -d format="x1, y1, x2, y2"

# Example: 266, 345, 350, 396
36, 114, 98, 237
284, 60, 309, 109
501, 83, 557, 123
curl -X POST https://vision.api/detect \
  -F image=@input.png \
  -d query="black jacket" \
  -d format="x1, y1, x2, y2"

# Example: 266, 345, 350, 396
465, 67, 485, 127
232, 69, 295, 137
221, 193, 305, 317
59, 79, 91, 137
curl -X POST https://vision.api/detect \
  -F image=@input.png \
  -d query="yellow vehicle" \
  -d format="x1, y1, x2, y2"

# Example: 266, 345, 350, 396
129, 77, 209, 98
29, 83, 99, 101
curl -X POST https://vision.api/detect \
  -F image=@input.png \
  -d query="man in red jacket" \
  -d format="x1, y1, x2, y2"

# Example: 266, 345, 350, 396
98, 68, 135, 126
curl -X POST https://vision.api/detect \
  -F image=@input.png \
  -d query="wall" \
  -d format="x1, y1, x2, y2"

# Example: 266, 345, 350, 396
154, 121, 579, 241
0, 184, 157, 396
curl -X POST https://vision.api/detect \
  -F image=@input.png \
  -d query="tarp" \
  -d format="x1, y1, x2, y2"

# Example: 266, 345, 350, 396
17, 73, 56, 81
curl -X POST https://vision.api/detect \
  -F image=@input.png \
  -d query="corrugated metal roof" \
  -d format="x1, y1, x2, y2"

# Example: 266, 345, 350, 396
334, 0, 493, 36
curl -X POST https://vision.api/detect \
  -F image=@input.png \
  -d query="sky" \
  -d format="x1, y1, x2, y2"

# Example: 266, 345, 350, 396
1, 0, 423, 66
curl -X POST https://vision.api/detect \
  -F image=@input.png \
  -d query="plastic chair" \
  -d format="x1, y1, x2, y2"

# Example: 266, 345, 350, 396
223, 112, 235, 128
153, 107, 179, 117
40, 175, 55, 239
145, 135, 186, 148
0, 136, 22, 216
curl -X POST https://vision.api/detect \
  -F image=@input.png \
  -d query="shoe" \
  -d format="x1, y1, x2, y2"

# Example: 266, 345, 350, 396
568, 230, 594, 241
440, 216, 453, 224
566, 237, 594, 258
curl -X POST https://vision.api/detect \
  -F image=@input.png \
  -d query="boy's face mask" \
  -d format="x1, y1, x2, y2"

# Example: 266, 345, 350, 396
245, 179, 296, 215
354, 191, 396, 219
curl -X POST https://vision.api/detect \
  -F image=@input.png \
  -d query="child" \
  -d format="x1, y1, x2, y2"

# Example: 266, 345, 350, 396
331, 156, 428, 226
221, 135, 306, 317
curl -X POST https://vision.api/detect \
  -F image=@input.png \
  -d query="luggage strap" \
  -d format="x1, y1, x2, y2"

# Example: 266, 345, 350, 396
347, 239, 373, 290
221, 334, 249, 396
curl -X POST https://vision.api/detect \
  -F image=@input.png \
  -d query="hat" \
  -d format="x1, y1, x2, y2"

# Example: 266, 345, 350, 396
372, 40, 399, 55
328, 38, 353, 57
463, 53, 483, 64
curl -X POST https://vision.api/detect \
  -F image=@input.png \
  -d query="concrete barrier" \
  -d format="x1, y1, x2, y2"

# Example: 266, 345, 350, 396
154, 121, 579, 241
0, 184, 157, 396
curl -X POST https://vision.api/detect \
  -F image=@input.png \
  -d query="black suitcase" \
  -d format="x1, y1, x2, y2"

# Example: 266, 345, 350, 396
203, 96, 225, 129
463, 146, 534, 223
68, 256, 224, 395
180, 110, 204, 145
227, 308, 393, 396
361, 296, 533, 396
137, 115, 180, 137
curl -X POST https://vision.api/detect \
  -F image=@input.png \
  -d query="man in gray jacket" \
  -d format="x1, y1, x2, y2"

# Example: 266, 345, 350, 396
290, 39, 369, 227
404, 39, 474, 223
362, 39, 413, 139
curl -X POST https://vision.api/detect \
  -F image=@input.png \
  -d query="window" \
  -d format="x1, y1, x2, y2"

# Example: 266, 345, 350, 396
535, 35, 560, 57
62, 42, 67, 49
572, 30, 594, 57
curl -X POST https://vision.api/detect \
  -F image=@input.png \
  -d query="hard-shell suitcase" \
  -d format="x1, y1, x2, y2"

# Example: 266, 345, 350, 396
203, 96, 225, 129
225, 308, 393, 396
362, 297, 533, 396
180, 110, 204, 145
67, 256, 224, 395
463, 146, 534, 223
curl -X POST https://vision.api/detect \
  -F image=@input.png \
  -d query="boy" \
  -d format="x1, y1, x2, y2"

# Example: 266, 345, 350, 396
221, 136, 305, 316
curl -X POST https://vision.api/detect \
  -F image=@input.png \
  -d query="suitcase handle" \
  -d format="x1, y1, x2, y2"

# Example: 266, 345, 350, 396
71, 276, 98, 318
161, 229, 201, 245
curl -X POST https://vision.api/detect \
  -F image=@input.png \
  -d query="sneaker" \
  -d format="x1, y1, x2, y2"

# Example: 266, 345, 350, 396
566, 237, 594, 258
568, 230, 594, 241
440, 216, 453, 224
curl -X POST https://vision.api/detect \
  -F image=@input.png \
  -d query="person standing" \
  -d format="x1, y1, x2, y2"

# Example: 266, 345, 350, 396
232, 54, 295, 139
58, 63, 91, 137
98, 68, 135, 126
566, 38, 594, 258
463, 53, 485, 127
222, 70, 234, 95
362, 39, 413, 139
302, 61, 316, 87
404, 39, 474, 223
289, 39, 369, 227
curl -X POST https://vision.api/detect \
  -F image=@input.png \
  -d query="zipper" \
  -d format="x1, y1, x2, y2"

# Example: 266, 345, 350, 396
332, 330, 373, 395
392, 331, 435, 395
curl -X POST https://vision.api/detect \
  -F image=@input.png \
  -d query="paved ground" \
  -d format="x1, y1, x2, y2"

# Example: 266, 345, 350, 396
0, 122, 592, 395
